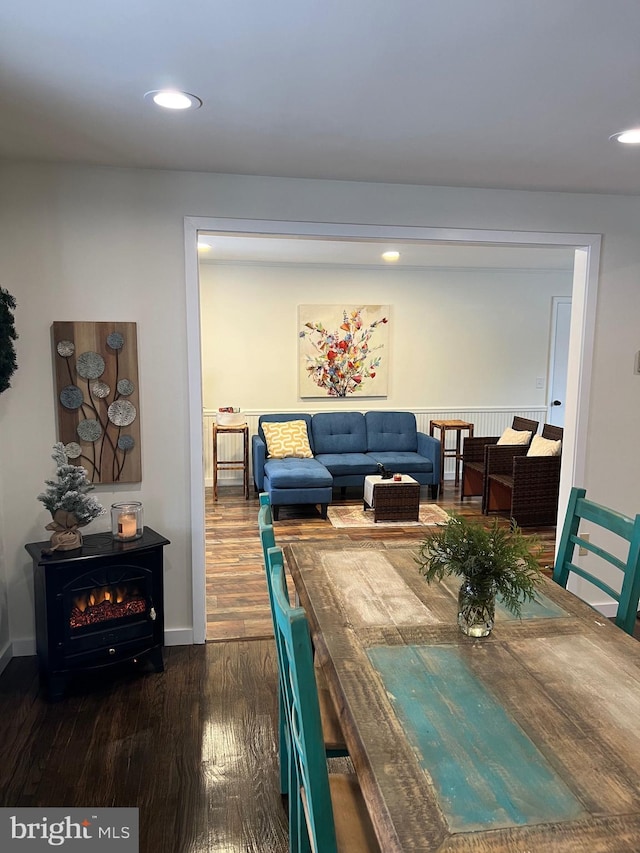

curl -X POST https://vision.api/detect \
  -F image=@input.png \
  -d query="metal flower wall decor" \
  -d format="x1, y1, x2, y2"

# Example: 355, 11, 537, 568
51, 322, 141, 483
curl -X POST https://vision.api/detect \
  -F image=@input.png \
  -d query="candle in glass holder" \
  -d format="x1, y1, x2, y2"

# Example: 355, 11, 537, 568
111, 501, 143, 540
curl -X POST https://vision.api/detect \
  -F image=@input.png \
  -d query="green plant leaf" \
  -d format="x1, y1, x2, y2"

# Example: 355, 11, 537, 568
416, 513, 544, 618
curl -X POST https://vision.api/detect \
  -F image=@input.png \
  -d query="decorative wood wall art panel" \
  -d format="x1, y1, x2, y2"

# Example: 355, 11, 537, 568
52, 322, 141, 483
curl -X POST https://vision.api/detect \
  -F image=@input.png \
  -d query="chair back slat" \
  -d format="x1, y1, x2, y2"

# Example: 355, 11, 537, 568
553, 487, 640, 635
257, 511, 286, 669
258, 500, 296, 799
259, 491, 273, 521
258, 505, 276, 566
268, 547, 339, 853
512, 416, 539, 436
264, 542, 290, 666
541, 424, 564, 442
569, 534, 627, 573
563, 562, 622, 603
619, 524, 640, 636
575, 497, 634, 541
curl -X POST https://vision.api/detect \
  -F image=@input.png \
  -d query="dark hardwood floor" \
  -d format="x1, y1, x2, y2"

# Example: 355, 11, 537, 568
0, 642, 289, 853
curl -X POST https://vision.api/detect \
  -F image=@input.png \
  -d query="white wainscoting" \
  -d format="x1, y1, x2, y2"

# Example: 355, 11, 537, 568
203, 407, 547, 488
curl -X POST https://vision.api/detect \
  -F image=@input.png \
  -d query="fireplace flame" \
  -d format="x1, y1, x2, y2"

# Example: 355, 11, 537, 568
71, 584, 146, 628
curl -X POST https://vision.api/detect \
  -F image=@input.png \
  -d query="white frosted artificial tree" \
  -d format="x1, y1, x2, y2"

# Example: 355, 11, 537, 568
38, 443, 104, 550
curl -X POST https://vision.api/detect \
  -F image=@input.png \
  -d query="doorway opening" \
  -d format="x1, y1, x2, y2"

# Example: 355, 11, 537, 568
185, 219, 600, 643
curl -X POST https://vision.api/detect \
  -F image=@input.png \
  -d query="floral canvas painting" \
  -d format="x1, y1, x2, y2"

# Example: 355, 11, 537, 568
298, 305, 390, 398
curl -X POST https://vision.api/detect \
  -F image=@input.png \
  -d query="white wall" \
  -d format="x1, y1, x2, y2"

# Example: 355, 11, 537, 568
0, 494, 9, 674
0, 162, 639, 650
200, 262, 572, 410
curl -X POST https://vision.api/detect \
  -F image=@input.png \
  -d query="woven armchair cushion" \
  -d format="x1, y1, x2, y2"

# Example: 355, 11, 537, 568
497, 427, 532, 446
527, 435, 562, 457
262, 420, 313, 459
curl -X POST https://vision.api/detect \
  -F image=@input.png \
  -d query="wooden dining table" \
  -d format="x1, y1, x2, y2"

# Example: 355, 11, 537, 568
284, 539, 640, 852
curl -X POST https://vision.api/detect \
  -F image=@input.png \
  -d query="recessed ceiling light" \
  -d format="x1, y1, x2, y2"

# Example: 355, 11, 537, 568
144, 90, 202, 111
609, 128, 640, 144
381, 251, 400, 262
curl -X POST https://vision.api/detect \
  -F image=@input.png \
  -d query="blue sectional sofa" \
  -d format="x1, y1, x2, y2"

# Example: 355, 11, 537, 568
252, 411, 440, 519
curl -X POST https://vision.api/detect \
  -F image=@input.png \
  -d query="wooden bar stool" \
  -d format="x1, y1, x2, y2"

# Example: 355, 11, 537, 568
212, 422, 249, 500
429, 419, 474, 492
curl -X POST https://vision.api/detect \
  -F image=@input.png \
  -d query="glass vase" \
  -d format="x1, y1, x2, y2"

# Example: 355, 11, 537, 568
458, 579, 497, 637
111, 501, 143, 541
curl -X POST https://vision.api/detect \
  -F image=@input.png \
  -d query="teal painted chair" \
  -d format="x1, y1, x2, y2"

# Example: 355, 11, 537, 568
268, 546, 380, 853
553, 487, 640, 635
259, 490, 272, 514
258, 495, 347, 801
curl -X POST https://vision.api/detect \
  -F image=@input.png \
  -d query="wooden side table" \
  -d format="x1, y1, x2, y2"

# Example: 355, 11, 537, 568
429, 419, 474, 491
212, 422, 249, 500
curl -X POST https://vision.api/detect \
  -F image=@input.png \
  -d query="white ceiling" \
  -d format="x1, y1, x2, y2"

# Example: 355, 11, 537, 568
197, 235, 575, 269
2, 1, 640, 195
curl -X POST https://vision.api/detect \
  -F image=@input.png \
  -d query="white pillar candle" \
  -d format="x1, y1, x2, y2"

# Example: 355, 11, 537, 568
118, 513, 137, 539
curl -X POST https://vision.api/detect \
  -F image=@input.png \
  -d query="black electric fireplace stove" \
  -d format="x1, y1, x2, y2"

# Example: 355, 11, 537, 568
25, 527, 170, 700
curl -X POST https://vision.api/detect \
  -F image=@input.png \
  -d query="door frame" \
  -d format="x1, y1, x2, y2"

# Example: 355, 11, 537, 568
184, 217, 601, 644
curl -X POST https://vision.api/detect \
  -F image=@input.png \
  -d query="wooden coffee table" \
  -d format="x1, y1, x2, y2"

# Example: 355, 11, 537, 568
363, 474, 420, 522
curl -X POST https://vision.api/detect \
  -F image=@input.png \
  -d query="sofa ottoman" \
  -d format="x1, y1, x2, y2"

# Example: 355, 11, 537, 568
263, 457, 333, 520
252, 413, 332, 519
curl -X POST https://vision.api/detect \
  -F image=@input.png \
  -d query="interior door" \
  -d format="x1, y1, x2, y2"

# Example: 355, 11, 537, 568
548, 297, 571, 427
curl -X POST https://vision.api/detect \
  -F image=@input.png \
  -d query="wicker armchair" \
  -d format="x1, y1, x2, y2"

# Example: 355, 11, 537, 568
461, 416, 539, 503
484, 424, 563, 527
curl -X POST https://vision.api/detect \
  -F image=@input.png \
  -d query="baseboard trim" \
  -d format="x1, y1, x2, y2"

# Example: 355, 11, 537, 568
164, 627, 195, 646
0, 640, 12, 675
591, 601, 617, 619
9, 637, 36, 657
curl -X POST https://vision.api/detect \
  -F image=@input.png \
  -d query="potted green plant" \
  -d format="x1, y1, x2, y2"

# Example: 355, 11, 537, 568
416, 514, 544, 637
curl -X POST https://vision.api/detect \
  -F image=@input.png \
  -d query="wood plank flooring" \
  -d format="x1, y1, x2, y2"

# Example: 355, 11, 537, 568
0, 642, 289, 853
206, 482, 558, 641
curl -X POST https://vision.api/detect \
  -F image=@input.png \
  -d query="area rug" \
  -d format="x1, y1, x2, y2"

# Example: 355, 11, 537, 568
327, 503, 450, 529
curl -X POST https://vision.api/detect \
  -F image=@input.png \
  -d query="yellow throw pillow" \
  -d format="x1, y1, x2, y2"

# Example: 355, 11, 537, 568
262, 420, 313, 459
527, 435, 562, 457
496, 427, 532, 446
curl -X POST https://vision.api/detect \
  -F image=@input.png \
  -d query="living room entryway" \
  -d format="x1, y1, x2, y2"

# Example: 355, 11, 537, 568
193, 225, 595, 644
